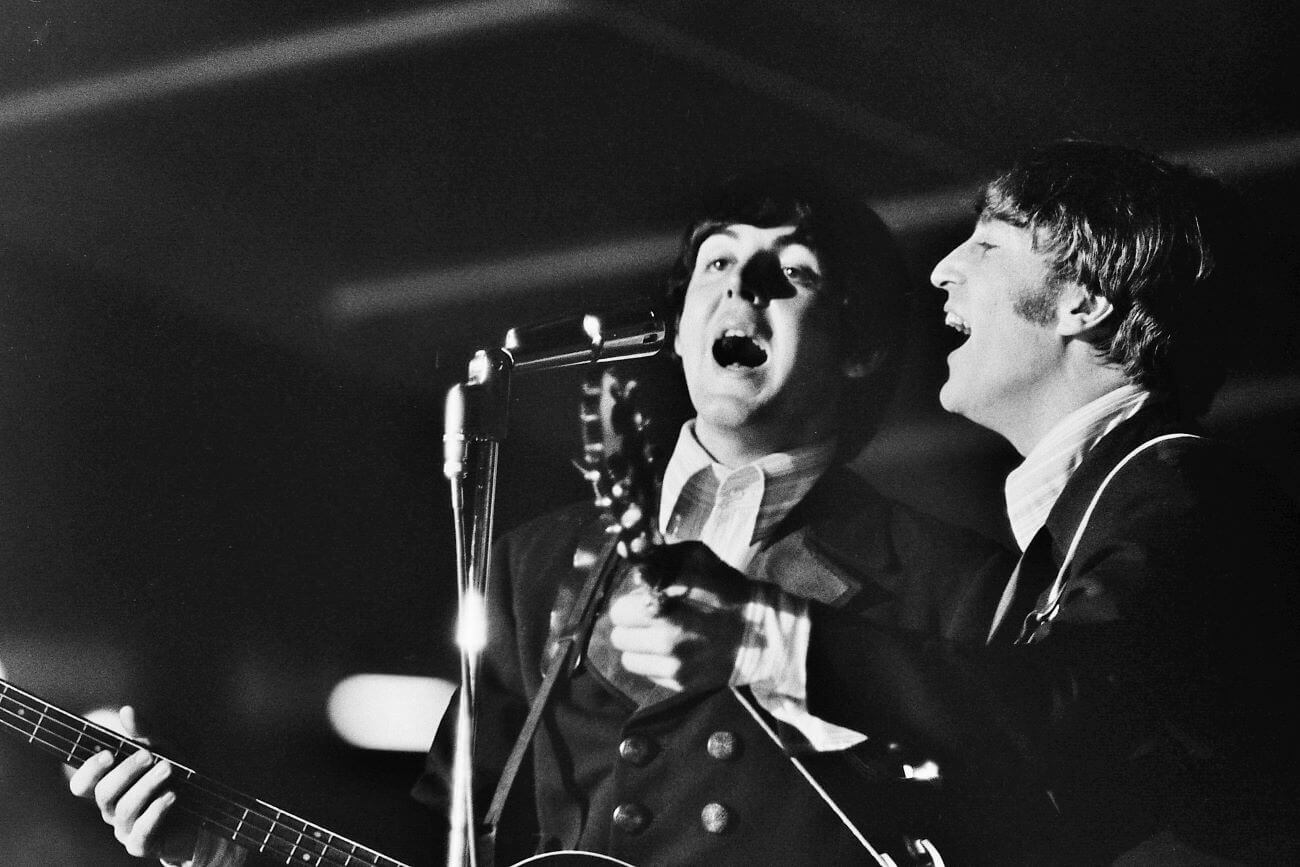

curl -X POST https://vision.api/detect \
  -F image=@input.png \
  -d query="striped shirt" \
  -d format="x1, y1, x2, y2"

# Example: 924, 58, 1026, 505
659, 421, 837, 569
1005, 384, 1151, 551
658, 421, 866, 750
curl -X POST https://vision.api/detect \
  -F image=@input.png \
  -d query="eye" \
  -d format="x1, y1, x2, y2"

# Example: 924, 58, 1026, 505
779, 244, 823, 289
782, 265, 822, 289
704, 257, 732, 272
975, 240, 997, 254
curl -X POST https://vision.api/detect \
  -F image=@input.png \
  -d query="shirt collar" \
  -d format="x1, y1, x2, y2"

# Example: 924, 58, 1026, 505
659, 420, 836, 556
1005, 383, 1150, 551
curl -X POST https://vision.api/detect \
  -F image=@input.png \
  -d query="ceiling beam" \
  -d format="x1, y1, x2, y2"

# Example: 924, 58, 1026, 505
0, 0, 573, 132
2, 0, 968, 175
327, 132, 1300, 325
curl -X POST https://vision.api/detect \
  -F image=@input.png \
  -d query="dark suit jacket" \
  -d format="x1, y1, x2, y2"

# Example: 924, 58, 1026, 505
414, 466, 1010, 866
809, 404, 1300, 865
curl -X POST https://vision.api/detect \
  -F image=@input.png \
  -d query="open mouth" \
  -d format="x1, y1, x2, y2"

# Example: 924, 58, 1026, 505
944, 312, 972, 343
713, 332, 768, 368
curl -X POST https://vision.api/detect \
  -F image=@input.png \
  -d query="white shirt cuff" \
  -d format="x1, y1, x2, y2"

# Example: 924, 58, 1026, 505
730, 587, 867, 752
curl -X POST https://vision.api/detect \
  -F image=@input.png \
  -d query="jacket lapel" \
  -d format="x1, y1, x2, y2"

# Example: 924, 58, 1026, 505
986, 528, 1058, 644
988, 402, 1193, 646
750, 467, 899, 610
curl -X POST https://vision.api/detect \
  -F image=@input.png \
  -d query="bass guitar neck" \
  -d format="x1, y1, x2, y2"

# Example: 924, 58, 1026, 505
1, 676, 635, 867
0, 677, 410, 867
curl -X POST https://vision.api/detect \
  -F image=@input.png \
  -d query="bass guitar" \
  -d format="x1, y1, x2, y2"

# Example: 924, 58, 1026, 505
3, 371, 655, 866
0, 675, 634, 866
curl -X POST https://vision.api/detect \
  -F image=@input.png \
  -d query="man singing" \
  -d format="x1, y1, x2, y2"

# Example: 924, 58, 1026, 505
71, 168, 1007, 866
812, 140, 1299, 864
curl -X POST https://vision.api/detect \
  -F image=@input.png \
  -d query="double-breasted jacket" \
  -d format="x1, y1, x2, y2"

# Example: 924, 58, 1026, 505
416, 466, 1009, 866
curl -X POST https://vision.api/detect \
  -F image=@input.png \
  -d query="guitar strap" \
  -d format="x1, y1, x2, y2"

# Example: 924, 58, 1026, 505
729, 684, 904, 866
1008, 431, 1202, 645
483, 522, 622, 838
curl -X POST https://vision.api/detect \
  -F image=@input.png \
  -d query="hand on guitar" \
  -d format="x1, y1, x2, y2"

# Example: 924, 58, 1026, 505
608, 540, 752, 693
67, 706, 198, 865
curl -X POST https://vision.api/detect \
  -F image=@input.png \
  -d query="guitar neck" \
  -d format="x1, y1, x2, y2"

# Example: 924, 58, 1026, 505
0, 678, 411, 867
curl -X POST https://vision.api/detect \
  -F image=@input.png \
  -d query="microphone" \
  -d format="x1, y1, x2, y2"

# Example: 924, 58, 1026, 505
502, 307, 666, 372
444, 308, 664, 474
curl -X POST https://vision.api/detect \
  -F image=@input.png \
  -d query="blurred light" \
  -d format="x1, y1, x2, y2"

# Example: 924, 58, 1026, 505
0, 0, 573, 131
328, 133, 1300, 326
326, 674, 455, 752
456, 589, 488, 654
903, 760, 942, 782
328, 233, 677, 324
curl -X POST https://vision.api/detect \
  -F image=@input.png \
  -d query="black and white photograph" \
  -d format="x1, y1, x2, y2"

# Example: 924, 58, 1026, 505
2, 2, 1298, 864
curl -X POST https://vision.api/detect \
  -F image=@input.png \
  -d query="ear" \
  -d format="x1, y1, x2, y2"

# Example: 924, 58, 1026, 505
672, 316, 684, 359
842, 348, 885, 380
1054, 283, 1115, 337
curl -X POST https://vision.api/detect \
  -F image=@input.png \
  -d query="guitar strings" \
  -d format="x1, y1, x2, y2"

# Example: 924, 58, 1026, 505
0, 377, 651, 867
0, 684, 407, 867
0, 695, 390, 867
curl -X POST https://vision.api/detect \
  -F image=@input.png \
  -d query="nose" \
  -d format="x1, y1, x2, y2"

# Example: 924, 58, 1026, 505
730, 250, 791, 307
930, 246, 963, 294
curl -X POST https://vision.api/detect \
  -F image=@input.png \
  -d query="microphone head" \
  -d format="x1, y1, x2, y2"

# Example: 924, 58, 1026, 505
504, 307, 665, 372
442, 383, 467, 479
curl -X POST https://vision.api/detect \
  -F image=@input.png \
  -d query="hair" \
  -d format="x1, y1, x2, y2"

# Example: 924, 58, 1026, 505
664, 166, 911, 461
978, 139, 1250, 414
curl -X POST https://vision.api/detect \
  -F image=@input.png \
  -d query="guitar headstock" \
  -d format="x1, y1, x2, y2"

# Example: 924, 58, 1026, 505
576, 367, 663, 560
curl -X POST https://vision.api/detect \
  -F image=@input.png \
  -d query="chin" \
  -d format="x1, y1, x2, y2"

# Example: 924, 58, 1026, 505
940, 384, 988, 429
937, 380, 962, 415
696, 395, 761, 430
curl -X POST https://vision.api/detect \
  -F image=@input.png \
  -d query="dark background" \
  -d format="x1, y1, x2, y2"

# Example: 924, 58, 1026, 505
2, 2, 1298, 863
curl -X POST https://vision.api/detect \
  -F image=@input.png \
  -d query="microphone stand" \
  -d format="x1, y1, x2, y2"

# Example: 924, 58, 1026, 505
441, 310, 665, 867
444, 347, 510, 867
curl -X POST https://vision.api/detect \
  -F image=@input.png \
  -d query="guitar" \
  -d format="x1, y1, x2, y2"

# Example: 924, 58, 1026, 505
575, 366, 663, 564
0, 676, 634, 866
574, 367, 946, 867
1, 375, 654, 866
1, 675, 410, 867
8, 371, 929, 867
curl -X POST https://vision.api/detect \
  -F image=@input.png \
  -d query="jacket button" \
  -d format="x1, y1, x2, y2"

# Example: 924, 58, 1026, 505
706, 730, 740, 761
618, 735, 656, 766
700, 802, 732, 834
612, 802, 651, 835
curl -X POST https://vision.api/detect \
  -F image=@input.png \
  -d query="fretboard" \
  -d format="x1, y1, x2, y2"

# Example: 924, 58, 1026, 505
0, 678, 411, 867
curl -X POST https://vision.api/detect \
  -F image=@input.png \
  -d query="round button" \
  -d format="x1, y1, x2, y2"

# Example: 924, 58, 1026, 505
706, 730, 740, 761
618, 735, 656, 766
700, 802, 732, 834
612, 802, 651, 835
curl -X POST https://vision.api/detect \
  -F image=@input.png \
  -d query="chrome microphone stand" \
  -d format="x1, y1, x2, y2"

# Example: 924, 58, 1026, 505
443, 346, 509, 867
442, 310, 665, 867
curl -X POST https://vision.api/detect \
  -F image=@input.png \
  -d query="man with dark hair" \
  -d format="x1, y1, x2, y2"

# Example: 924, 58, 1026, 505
412, 167, 1006, 865
68, 166, 1008, 866
661, 167, 911, 462
811, 140, 1299, 863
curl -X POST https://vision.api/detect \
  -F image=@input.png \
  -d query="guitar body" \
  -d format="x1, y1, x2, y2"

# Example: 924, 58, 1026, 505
568, 370, 944, 867
511, 853, 635, 866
